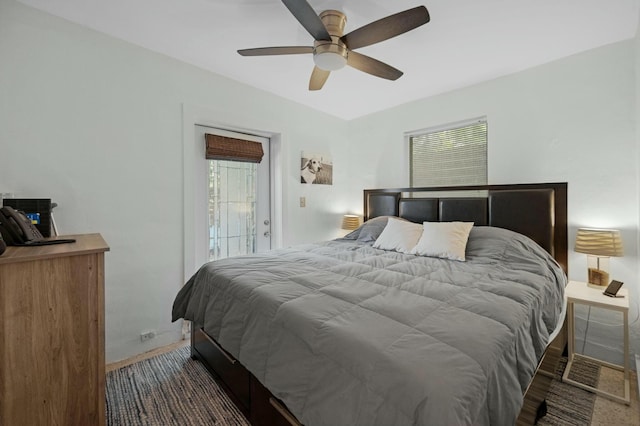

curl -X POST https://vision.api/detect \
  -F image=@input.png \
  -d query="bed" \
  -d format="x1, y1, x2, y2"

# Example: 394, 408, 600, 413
172, 182, 568, 426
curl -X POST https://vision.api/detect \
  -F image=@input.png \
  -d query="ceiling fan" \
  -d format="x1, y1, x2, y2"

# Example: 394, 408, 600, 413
238, 0, 430, 91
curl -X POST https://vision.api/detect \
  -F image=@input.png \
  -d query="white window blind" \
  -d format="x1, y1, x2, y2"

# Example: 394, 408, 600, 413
410, 118, 487, 187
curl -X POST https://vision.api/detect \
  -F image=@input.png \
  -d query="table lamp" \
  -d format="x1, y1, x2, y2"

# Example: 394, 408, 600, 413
574, 228, 624, 288
342, 214, 361, 231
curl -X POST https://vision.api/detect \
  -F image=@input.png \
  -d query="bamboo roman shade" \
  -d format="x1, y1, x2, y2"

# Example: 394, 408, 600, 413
205, 133, 264, 163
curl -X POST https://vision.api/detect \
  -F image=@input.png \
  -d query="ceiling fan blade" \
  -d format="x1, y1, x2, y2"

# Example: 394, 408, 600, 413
309, 66, 330, 91
341, 6, 430, 50
281, 0, 331, 41
238, 46, 314, 56
347, 51, 403, 80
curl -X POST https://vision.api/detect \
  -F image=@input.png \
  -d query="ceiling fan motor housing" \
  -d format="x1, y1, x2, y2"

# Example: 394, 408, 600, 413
313, 10, 348, 71
319, 10, 346, 36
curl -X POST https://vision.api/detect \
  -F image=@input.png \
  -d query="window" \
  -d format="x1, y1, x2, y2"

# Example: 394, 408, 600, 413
207, 160, 258, 261
409, 118, 487, 187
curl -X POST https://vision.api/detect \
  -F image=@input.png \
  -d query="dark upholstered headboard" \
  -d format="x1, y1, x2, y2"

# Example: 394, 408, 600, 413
363, 183, 568, 273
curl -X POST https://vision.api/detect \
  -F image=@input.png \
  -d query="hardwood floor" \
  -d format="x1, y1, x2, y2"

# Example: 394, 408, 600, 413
590, 367, 640, 425
107, 341, 640, 425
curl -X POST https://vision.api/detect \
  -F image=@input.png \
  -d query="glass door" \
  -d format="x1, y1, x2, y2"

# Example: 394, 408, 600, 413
196, 126, 270, 261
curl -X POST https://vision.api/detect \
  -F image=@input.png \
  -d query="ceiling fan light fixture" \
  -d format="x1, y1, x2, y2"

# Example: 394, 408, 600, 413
314, 51, 347, 70
313, 42, 348, 71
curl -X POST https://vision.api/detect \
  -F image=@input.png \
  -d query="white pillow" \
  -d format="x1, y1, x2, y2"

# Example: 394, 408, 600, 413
410, 222, 474, 261
373, 217, 423, 253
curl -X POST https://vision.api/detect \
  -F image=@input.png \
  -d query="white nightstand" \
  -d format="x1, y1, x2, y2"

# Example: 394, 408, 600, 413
562, 280, 630, 405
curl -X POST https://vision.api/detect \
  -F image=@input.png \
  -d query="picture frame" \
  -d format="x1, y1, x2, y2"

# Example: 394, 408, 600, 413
300, 151, 332, 185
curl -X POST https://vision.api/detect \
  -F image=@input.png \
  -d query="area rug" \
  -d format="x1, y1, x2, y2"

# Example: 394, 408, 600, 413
538, 357, 599, 426
106, 346, 249, 425
106, 346, 599, 425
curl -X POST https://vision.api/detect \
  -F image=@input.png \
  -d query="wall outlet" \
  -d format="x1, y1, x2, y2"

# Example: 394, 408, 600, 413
140, 330, 156, 342
300, 197, 306, 207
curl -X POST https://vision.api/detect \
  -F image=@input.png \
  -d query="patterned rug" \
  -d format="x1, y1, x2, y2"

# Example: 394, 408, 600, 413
106, 346, 599, 425
106, 346, 249, 425
538, 357, 599, 425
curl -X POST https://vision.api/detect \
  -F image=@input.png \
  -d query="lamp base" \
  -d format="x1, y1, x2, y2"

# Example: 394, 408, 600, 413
587, 267, 609, 288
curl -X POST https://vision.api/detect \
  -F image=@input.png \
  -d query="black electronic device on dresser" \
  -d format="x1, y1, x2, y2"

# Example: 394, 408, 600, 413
2, 198, 53, 237
0, 206, 75, 246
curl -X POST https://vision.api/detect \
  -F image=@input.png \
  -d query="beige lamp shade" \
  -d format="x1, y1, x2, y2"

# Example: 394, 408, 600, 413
575, 228, 623, 287
342, 214, 361, 230
574, 228, 624, 257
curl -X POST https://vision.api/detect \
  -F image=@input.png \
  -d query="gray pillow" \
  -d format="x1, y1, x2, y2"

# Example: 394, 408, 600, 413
357, 216, 407, 243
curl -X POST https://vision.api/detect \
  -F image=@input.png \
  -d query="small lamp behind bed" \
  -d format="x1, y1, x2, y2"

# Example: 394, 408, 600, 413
574, 228, 624, 288
342, 214, 361, 231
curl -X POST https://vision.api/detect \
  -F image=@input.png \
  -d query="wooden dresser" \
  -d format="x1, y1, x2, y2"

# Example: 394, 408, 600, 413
0, 234, 109, 425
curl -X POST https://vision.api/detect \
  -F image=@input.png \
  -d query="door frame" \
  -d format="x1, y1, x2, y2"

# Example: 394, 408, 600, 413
182, 103, 283, 281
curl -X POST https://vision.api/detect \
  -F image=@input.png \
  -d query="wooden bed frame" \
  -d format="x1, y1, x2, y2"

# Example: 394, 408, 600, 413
190, 182, 568, 426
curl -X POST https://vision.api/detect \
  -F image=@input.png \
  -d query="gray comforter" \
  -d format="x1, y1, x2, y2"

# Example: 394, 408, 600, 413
172, 226, 566, 426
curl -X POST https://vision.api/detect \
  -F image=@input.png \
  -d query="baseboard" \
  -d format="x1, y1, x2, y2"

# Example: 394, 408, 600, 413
106, 339, 189, 373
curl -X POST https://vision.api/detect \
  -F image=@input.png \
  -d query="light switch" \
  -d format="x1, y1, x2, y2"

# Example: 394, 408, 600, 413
300, 197, 306, 207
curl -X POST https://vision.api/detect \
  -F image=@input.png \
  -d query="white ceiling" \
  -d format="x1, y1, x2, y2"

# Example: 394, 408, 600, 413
17, 0, 640, 120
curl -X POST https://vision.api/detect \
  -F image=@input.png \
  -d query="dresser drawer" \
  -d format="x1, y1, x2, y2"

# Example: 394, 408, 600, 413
192, 328, 251, 411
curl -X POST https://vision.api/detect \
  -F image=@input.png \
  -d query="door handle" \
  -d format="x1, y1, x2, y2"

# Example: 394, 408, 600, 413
264, 231, 271, 237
